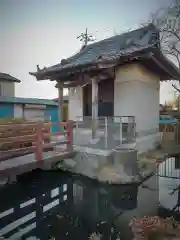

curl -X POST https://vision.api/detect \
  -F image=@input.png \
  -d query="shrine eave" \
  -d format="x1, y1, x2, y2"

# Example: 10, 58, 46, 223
29, 48, 154, 81
29, 49, 180, 83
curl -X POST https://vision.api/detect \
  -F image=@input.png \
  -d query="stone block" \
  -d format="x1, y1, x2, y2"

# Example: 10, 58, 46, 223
113, 148, 138, 176
72, 147, 114, 178
64, 158, 77, 169
74, 147, 113, 170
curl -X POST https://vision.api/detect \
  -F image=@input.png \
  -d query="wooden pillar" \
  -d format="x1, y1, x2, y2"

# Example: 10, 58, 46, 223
57, 82, 64, 122
91, 77, 98, 139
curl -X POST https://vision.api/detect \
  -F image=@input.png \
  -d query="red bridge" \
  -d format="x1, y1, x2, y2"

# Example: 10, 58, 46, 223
0, 121, 74, 182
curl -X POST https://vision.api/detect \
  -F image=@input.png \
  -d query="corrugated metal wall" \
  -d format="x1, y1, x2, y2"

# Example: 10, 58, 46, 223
0, 102, 59, 125
45, 106, 59, 133
14, 104, 23, 118
24, 108, 45, 121
0, 103, 14, 118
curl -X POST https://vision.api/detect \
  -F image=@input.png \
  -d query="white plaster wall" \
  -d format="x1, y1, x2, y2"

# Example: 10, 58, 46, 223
14, 104, 23, 118
114, 63, 160, 153
0, 81, 15, 97
114, 63, 160, 133
68, 86, 83, 121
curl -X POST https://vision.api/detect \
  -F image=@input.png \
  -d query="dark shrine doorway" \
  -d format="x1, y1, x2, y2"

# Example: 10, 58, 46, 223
83, 79, 114, 117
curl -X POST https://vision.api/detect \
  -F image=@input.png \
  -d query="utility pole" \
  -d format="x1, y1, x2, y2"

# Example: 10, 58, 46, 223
77, 28, 94, 46
173, 91, 177, 109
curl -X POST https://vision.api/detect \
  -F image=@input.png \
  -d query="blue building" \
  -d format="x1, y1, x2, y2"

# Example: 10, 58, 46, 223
0, 72, 60, 133
0, 97, 59, 133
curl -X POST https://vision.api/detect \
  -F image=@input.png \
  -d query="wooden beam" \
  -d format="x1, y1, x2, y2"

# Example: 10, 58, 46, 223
97, 62, 117, 69
55, 82, 78, 88
101, 68, 115, 79
54, 68, 115, 88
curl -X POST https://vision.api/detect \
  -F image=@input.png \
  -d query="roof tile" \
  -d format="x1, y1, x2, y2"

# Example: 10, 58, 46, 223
38, 24, 159, 74
0, 73, 21, 83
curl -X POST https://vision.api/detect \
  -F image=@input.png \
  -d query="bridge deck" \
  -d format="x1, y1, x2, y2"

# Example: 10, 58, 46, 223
0, 150, 74, 179
0, 121, 74, 181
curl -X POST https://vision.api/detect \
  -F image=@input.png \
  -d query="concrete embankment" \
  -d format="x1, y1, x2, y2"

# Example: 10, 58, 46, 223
56, 144, 180, 185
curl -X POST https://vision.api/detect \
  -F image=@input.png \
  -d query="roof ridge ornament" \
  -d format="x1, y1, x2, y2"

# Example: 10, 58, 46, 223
77, 28, 95, 47
61, 59, 69, 65
97, 55, 102, 61
36, 65, 40, 71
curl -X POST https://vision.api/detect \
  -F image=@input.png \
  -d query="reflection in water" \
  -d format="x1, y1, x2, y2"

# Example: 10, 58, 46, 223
159, 155, 180, 212
0, 170, 158, 240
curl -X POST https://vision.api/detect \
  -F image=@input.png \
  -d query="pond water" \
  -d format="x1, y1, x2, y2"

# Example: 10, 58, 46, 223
0, 156, 180, 240
159, 155, 180, 217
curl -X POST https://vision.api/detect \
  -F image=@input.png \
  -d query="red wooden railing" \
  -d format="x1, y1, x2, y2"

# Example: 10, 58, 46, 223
35, 121, 74, 161
0, 121, 74, 162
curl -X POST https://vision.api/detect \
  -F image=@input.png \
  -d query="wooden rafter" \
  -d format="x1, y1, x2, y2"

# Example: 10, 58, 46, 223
55, 67, 115, 88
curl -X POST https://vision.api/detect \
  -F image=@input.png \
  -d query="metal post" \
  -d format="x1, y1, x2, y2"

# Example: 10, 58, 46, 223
119, 117, 123, 145
104, 117, 108, 148
134, 121, 136, 144
127, 117, 131, 141
75, 119, 79, 146
91, 77, 98, 139
67, 121, 73, 152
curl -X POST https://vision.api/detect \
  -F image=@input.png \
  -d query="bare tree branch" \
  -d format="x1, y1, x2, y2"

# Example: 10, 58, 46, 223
146, 0, 180, 91
172, 84, 180, 93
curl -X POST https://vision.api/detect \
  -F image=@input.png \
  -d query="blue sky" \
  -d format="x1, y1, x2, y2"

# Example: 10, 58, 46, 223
0, 0, 173, 102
